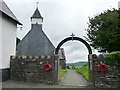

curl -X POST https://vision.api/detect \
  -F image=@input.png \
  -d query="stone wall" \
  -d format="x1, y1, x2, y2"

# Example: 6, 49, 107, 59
92, 54, 120, 88
10, 55, 59, 84
59, 59, 66, 69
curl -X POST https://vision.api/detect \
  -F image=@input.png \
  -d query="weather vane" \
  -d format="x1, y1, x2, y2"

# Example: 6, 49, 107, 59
36, 2, 39, 8
70, 33, 75, 41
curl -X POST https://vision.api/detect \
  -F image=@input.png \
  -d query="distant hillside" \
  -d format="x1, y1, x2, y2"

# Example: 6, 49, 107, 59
67, 61, 88, 67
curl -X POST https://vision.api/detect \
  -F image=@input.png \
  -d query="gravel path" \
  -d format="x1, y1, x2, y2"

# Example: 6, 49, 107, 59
59, 69, 88, 86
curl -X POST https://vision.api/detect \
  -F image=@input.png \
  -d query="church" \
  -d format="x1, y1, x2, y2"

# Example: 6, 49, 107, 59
16, 7, 55, 56
13, 6, 66, 83
17, 6, 66, 69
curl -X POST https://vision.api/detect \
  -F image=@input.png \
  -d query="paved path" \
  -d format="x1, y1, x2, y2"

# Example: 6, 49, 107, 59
2, 70, 88, 88
2, 80, 86, 88
59, 69, 88, 86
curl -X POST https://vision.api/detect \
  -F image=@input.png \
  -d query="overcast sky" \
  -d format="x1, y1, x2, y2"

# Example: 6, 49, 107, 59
4, 0, 119, 63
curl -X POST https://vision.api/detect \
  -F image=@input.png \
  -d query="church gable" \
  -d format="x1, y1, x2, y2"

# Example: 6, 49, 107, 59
16, 7, 55, 56
17, 24, 55, 56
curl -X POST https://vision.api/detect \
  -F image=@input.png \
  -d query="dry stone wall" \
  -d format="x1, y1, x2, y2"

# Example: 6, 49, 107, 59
92, 54, 120, 88
10, 55, 59, 84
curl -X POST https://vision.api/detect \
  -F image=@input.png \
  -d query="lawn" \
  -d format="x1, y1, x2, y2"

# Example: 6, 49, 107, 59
76, 65, 88, 80
59, 68, 67, 80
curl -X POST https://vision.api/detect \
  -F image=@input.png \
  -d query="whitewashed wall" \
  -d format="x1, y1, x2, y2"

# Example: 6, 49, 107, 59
0, 14, 2, 69
0, 16, 17, 69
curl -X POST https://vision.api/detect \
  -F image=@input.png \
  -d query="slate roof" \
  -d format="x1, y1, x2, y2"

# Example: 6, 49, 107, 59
16, 24, 55, 56
0, 0, 22, 25
31, 7, 43, 19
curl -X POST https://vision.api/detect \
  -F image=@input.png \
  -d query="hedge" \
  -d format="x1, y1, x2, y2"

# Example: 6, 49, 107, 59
105, 51, 120, 67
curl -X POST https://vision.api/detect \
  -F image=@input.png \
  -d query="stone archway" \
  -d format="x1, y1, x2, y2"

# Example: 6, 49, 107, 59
55, 36, 94, 86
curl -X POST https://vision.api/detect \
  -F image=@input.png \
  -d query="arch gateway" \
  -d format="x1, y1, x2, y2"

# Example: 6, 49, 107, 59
55, 36, 92, 54
55, 35, 95, 86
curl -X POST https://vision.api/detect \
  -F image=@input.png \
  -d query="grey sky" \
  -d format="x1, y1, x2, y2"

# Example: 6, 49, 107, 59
4, 0, 119, 63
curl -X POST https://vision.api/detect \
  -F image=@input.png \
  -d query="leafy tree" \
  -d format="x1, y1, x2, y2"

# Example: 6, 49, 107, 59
85, 9, 120, 52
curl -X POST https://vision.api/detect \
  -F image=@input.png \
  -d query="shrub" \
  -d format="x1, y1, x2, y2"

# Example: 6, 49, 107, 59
105, 51, 120, 67
66, 65, 70, 69
83, 64, 87, 66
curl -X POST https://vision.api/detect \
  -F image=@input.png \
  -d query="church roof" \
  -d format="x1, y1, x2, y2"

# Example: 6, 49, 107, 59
31, 8, 43, 19
16, 24, 55, 56
0, 0, 22, 25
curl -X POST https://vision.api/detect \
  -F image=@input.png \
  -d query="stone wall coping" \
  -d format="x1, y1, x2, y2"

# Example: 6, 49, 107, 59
10, 55, 57, 60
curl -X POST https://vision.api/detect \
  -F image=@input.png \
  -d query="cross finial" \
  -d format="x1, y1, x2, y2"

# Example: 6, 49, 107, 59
70, 33, 75, 41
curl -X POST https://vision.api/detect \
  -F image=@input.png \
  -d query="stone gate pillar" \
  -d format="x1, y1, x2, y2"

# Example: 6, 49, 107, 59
88, 54, 92, 86
53, 55, 59, 84
88, 54, 97, 87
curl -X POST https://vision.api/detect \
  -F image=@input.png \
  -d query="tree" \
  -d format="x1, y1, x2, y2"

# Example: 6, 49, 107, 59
66, 65, 71, 69
85, 9, 120, 52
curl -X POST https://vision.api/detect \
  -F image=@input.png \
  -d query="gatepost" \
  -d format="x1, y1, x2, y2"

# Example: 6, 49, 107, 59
88, 54, 97, 87
53, 55, 59, 84
92, 54, 97, 87
88, 54, 93, 86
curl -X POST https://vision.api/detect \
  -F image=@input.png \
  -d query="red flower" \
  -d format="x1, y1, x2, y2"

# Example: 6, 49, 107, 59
44, 64, 52, 72
97, 64, 108, 73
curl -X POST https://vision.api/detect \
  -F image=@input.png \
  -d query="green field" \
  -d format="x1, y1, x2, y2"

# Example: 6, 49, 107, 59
76, 65, 88, 80
59, 68, 67, 80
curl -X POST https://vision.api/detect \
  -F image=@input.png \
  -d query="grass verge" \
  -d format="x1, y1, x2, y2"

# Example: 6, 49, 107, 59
76, 65, 88, 80
59, 68, 67, 80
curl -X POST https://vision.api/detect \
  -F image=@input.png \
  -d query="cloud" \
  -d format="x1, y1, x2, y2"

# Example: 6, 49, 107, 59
61, 41, 89, 63
4, 0, 120, 63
